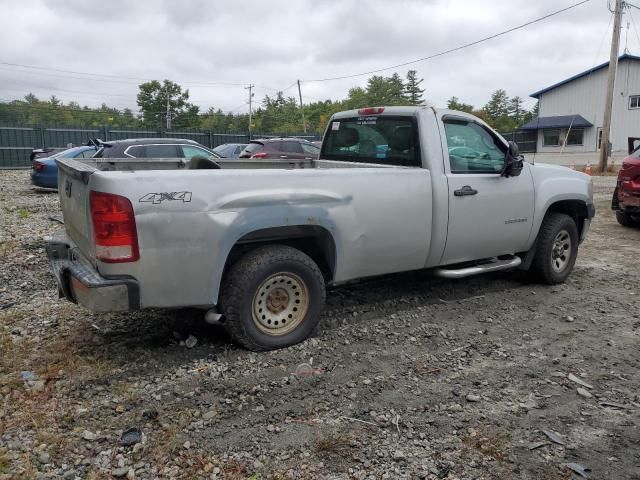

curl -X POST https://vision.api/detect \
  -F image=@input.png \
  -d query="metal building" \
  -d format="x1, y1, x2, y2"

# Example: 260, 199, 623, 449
522, 54, 640, 158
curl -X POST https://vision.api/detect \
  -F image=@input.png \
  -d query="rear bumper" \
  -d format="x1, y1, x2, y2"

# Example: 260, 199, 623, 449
31, 171, 58, 189
45, 231, 139, 312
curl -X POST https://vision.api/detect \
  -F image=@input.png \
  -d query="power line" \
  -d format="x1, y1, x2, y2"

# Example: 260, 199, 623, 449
0, 99, 250, 117
302, 0, 592, 83
0, 61, 260, 88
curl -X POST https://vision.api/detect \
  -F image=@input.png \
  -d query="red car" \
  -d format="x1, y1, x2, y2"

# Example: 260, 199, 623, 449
612, 144, 640, 227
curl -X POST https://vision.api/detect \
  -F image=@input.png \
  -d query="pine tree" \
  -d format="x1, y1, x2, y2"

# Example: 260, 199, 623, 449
404, 70, 425, 105
446, 96, 474, 113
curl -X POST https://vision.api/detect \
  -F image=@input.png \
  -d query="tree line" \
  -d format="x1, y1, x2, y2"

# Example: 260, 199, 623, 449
0, 72, 537, 134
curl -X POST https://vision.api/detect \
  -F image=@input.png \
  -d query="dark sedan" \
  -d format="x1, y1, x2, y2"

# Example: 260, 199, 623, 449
31, 145, 98, 190
212, 143, 247, 158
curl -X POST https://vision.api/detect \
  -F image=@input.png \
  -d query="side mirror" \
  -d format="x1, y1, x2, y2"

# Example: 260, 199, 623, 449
502, 141, 524, 177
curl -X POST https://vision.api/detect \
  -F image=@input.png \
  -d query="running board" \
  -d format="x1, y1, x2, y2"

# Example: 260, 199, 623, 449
433, 256, 522, 279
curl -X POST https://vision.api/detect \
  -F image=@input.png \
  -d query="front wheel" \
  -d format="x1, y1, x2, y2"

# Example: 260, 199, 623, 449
220, 245, 326, 351
531, 213, 579, 284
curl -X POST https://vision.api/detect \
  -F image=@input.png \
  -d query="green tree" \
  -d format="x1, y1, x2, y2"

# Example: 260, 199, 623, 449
482, 89, 513, 130
365, 74, 408, 106
446, 96, 474, 113
404, 70, 425, 105
508, 96, 525, 126
136, 79, 199, 128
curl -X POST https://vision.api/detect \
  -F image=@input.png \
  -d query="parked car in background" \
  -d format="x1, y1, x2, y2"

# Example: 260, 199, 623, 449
612, 142, 640, 227
212, 143, 247, 158
93, 138, 222, 160
31, 145, 98, 190
239, 138, 320, 160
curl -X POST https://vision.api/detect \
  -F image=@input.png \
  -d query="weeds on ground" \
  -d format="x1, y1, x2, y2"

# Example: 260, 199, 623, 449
0, 240, 17, 258
315, 429, 354, 459
0, 449, 9, 474
18, 208, 30, 219
462, 428, 512, 463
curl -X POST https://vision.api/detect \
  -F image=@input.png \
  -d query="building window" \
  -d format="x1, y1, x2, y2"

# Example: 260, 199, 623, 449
543, 129, 561, 146
597, 128, 603, 149
630, 95, 640, 109
566, 128, 584, 146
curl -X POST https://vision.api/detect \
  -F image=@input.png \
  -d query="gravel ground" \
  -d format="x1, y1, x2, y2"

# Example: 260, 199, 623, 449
0, 171, 638, 480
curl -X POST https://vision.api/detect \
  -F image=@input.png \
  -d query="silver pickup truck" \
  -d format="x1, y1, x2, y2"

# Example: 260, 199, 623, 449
47, 106, 595, 351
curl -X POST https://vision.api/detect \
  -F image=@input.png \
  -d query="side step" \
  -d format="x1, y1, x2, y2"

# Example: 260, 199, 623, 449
433, 256, 522, 279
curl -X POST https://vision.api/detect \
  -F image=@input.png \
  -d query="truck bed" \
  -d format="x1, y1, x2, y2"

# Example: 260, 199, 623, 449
55, 156, 433, 309
60, 157, 392, 174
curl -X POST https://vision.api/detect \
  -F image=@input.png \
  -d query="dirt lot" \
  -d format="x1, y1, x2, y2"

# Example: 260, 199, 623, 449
0, 170, 638, 480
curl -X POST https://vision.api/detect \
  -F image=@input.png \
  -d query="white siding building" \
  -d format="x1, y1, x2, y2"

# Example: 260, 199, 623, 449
522, 54, 640, 162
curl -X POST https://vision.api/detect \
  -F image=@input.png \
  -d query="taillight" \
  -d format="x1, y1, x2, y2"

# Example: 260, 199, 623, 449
89, 191, 139, 263
33, 161, 46, 172
251, 152, 268, 159
358, 107, 385, 115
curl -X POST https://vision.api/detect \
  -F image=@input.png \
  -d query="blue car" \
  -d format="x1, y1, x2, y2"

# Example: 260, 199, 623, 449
31, 146, 98, 190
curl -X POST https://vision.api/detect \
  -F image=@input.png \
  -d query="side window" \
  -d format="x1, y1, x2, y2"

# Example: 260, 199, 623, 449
182, 145, 212, 160
301, 143, 320, 155
234, 145, 244, 155
444, 119, 506, 174
263, 141, 282, 152
124, 145, 145, 158
282, 141, 304, 154
144, 144, 179, 158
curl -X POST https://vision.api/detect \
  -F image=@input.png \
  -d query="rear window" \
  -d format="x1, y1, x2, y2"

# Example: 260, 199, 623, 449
282, 141, 304, 153
321, 116, 420, 167
242, 142, 264, 155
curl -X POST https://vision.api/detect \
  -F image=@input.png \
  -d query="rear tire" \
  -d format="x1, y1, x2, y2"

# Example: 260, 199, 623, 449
532, 213, 579, 284
615, 210, 636, 227
220, 245, 326, 351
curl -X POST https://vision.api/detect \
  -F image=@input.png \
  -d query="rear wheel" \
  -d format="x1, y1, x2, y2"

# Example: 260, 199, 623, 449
532, 213, 579, 284
615, 210, 638, 227
220, 245, 326, 351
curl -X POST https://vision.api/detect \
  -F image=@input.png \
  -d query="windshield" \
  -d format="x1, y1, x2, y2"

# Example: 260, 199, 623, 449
321, 116, 420, 167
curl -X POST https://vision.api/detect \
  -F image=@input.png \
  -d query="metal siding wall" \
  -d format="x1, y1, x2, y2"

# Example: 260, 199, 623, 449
611, 60, 640, 152
537, 58, 640, 152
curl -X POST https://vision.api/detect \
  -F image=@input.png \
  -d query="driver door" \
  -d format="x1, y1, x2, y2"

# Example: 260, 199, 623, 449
440, 117, 534, 265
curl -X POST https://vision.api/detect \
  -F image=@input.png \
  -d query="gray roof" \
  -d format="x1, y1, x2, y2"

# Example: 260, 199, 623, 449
520, 115, 593, 131
530, 53, 640, 99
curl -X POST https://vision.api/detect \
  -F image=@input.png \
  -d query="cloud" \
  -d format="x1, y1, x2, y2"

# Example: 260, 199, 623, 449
0, 0, 629, 113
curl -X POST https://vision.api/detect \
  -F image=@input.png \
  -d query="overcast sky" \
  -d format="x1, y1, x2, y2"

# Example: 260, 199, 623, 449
0, 0, 637, 114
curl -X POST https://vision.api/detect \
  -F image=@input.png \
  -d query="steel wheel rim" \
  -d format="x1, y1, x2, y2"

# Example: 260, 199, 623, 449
252, 272, 309, 336
551, 230, 572, 273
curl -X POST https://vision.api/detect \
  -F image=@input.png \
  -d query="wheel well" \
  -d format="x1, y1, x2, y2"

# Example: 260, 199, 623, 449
546, 200, 588, 236
223, 225, 337, 283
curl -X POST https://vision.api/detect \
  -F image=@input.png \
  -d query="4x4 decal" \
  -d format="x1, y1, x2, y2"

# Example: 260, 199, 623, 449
139, 192, 192, 204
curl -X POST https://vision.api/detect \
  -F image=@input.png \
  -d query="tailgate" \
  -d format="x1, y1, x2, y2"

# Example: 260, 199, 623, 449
56, 158, 96, 261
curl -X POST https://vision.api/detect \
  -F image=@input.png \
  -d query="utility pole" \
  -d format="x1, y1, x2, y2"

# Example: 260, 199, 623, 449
245, 84, 254, 138
165, 86, 172, 130
297, 80, 307, 134
599, 0, 624, 172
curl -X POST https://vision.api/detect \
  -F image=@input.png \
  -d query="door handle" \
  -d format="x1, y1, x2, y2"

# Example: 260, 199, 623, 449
279, 155, 288, 159
454, 185, 478, 196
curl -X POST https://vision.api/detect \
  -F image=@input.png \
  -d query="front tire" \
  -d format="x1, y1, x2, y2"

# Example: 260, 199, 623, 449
532, 213, 579, 284
220, 245, 326, 351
